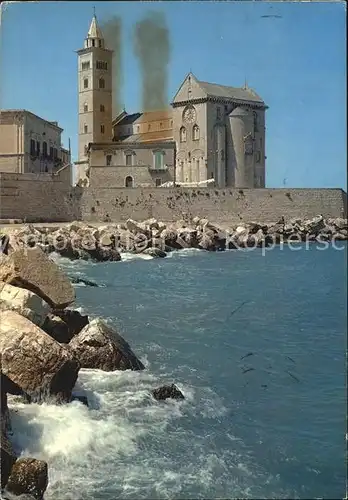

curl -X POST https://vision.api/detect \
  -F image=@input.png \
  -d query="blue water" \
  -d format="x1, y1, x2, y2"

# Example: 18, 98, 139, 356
10, 244, 347, 499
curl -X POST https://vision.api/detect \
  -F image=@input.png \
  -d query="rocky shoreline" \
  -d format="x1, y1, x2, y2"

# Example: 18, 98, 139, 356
0, 247, 183, 498
1, 215, 347, 262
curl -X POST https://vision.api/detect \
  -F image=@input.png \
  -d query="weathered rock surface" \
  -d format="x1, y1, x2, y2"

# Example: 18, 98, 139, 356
44, 308, 89, 343
1, 431, 17, 489
0, 282, 49, 327
0, 247, 75, 309
5, 457, 48, 500
69, 318, 145, 371
0, 310, 80, 402
143, 247, 167, 258
152, 384, 185, 401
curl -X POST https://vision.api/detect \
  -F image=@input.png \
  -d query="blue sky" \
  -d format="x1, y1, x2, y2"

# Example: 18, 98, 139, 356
0, 1, 346, 189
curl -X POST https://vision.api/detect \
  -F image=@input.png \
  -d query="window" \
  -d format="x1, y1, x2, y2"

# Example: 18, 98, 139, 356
148, 124, 151, 131
217, 107, 221, 119
84, 124, 88, 134
125, 175, 133, 188
92, 39, 95, 47
127, 127, 131, 135
253, 111, 258, 132
101, 124, 105, 134
82, 61, 90, 71
84, 78, 88, 89
43, 141, 47, 157
30, 139, 36, 156
99, 78, 105, 89
125, 153, 132, 166
256, 151, 261, 163
106, 155, 112, 166
36, 141, 40, 156
100, 104, 105, 112
154, 151, 164, 170
84, 103, 88, 113
192, 124, 199, 141
180, 126, 186, 143
160, 122, 163, 129
96, 61, 108, 70
53, 148, 57, 159
49, 146, 53, 159
155, 178, 162, 187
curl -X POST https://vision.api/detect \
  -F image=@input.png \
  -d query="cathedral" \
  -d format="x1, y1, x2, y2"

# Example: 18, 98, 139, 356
75, 14, 267, 189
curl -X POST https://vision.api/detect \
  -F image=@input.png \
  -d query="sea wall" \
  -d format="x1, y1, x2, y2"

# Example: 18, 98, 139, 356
80, 187, 347, 224
0, 172, 81, 222
0, 172, 346, 224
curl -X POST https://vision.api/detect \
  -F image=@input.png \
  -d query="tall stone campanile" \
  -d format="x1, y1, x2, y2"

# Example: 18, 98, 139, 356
77, 13, 113, 162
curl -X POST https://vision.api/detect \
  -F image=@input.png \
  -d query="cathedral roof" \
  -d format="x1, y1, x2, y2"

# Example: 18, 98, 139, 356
197, 80, 264, 103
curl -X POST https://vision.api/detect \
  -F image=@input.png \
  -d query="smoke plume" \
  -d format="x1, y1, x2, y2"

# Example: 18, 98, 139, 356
100, 15, 123, 118
133, 11, 170, 112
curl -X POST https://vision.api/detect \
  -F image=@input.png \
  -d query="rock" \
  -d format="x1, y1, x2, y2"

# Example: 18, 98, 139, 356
0, 282, 49, 327
69, 276, 99, 287
144, 218, 159, 230
303, 215, 325, 234
69, 318, 144, 371
5, 457, 48, 500
160, 228, 181, 249
143, 248, 166, 258
91, 246, 121, 262
330, 218, 347, 230
0, 310, 80, 402
0, 247, 75, 309
1, 233, 10, 254
1, 384, 12, 435
70, 394, 89, 407
1, 431, 17, 489
125, 219, 145, 235
198, 234, 216, 251
177, 228, 199, 248
332, 232, 347, 240
52, 309, 89, 338
152, 384, 185, 401
41, 314, 71, 343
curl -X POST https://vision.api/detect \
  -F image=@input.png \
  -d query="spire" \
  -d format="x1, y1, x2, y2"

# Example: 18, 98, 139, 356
84, 9, 105, 49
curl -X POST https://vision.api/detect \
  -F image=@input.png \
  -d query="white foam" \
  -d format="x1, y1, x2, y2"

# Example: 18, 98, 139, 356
120, 252, 153, 261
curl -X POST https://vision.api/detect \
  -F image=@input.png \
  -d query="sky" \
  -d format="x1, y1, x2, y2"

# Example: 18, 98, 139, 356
0, 1, 346, 189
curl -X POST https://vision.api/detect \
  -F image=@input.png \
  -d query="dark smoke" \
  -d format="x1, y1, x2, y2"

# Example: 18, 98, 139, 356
133, 11, 170, 112
100, 15, 123, 118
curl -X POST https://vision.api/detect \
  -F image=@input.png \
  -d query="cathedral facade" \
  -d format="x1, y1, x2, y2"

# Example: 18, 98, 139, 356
75, 15, 267, 189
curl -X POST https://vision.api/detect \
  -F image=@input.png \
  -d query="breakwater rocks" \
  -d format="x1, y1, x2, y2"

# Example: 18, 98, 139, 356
0, 247, 177, 498
1, 215, 347, 262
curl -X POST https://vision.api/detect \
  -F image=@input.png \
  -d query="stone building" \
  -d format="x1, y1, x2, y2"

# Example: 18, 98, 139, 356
76, 14, 267, 188
0, 109, 70, 174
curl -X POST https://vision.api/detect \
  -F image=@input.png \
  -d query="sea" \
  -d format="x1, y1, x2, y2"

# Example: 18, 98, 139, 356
7, 242, 347, 500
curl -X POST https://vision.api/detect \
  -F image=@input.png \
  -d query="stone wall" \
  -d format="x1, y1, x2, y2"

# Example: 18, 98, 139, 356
0, 170, 81, 222
0, 171, 346, 224
80, 187, 347, 224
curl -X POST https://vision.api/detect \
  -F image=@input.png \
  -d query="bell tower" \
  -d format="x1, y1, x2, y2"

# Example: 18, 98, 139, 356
77, 11, 113, 162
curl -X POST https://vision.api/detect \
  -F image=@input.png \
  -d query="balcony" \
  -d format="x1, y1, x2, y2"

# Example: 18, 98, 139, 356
148, 164, 168, 173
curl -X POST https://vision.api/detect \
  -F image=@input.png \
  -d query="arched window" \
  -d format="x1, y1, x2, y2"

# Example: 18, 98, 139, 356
84, 103, 88, 113
84, 78, 88, 89
192, 124, 199, 141
253, 111, 258, 132
125, 175, 134, 188
84, 124, 88, 134
100, 104, 105, 112
180, 126, 187, 143
99, 78, 105, 89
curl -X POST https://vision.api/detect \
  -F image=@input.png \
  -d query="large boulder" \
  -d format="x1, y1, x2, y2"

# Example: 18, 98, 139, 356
0, 311, 80, 402
0, 247, 75, 309
5, 457, 48, 500
143, 248, 166, 258
69, 318, 145, 371
0, 282, 49, 327
1, 431, 17, 489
